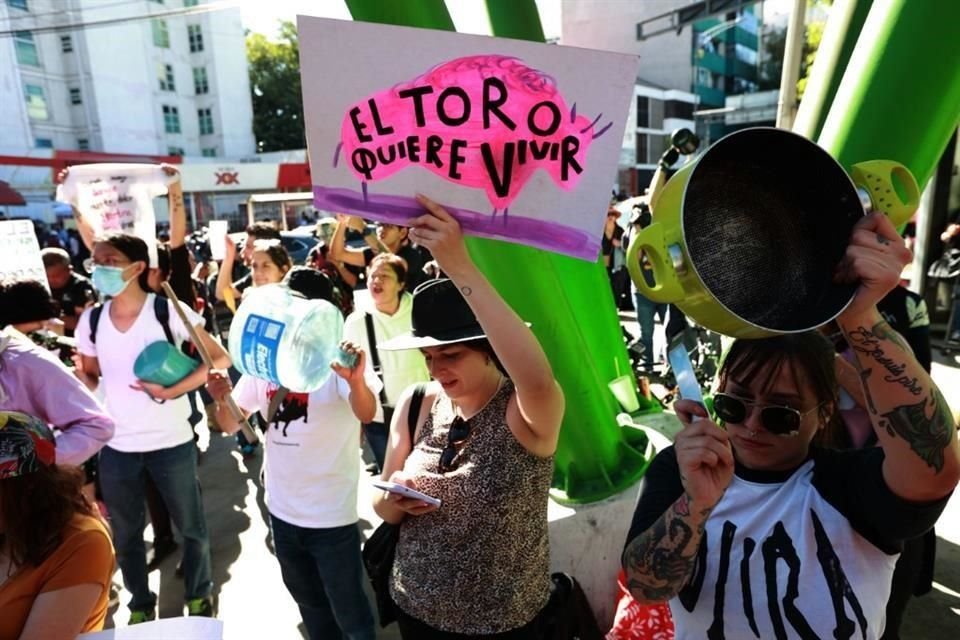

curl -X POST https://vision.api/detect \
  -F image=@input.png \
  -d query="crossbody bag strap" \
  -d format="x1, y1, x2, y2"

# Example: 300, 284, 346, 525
408, 384, 426, 443
364, 313, 390, 408
266, 386, 289, 424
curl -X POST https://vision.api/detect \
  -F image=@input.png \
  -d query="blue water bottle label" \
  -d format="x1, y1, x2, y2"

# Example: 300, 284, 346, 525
239, 313, 286, 384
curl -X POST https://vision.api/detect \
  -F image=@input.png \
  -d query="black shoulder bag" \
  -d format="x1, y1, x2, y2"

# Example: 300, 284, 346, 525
364, 313, 393, 427
362, 383, 426, 628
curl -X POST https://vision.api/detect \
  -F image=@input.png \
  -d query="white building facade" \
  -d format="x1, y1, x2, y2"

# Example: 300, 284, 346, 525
0, 0, 255, 158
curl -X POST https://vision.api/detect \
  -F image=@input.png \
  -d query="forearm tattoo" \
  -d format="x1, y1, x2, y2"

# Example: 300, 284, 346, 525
624, 493, 711, 602
846, 321, 956, 472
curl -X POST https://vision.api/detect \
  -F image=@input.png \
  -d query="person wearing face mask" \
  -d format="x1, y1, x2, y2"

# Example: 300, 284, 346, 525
622, 213, 960, 639
75, 233, 231, 624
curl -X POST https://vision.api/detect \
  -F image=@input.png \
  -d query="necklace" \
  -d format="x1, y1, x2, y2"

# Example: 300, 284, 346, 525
454, 373, 505, 421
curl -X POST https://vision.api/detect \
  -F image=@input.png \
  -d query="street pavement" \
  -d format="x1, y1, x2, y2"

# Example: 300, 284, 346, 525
100, 327, 960, 639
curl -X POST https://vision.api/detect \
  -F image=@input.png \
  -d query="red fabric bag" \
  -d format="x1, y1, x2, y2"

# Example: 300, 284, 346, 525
606, 569, 674, 640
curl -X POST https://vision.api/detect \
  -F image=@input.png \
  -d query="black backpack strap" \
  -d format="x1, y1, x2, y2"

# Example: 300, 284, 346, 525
408, 383, 426, 443
89, 304, 104, 344
364, 313, 390, 408
153, 295, 175, 346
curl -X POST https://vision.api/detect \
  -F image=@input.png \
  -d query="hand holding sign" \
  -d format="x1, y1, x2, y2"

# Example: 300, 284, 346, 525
409, 194, 470, 277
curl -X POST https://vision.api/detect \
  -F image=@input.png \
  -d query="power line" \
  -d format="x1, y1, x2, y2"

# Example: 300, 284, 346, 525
0, 0, 241, 37
0, 0, 145, 25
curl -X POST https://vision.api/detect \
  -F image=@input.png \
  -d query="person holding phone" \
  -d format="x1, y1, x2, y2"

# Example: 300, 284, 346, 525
372, 195, 565, 639
621, 212, 960, 639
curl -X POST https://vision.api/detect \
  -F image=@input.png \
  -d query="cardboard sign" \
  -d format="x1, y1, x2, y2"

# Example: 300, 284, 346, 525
299, 17, 639, 261
56, 163, 174, 267
0, 220, 48, 291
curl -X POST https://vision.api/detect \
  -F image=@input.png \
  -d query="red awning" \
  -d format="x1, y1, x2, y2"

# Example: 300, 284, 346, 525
276, 163, 312, 190
0, 180, 26, 206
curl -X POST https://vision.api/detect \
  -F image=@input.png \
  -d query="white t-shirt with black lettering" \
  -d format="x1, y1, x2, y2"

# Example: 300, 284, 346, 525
625, 447, 949, 640
76, 294, 202, 453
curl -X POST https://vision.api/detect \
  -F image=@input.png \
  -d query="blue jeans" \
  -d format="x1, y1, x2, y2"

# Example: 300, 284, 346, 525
362, 421, 388, 472
99, 441, 213, 611
633, 288, 667, 366
270, 516, 376, 640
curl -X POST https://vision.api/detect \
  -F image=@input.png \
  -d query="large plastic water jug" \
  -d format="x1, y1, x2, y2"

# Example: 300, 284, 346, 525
228, 284, 346, 392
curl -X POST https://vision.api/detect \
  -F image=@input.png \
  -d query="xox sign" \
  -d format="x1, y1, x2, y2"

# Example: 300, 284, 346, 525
298, 17, 639, 261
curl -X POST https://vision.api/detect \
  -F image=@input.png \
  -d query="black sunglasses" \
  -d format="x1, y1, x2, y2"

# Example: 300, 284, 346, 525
439, 416, 471, 472
713, 392, 821, 437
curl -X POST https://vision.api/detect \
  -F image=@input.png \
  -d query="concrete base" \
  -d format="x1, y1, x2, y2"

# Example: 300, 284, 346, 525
547, 411, 680, 630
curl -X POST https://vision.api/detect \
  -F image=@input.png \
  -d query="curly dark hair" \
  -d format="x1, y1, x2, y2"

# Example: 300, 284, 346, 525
0, 279, 57, 327
0, 465, 100, 572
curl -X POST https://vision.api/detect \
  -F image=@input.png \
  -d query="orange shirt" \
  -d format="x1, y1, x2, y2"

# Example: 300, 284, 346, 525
0, 514, 114, 638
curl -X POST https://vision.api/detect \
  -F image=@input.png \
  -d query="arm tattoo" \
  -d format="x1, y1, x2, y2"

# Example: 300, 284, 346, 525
846, 321, 956, 472
460, 286, 472, 297
623, 493, 710, 602
881, 387, 957, 472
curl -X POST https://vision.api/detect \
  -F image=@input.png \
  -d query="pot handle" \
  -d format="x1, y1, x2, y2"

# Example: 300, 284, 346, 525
850, 160, 920, 228
626, 222, 684, 304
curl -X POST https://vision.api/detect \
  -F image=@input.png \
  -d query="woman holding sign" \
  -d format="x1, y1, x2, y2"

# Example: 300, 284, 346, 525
373, 195, 565, 638
621, 213, 960, 639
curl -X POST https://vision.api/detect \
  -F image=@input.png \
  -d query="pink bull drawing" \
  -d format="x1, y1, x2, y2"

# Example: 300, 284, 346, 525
337, 55, 611, 212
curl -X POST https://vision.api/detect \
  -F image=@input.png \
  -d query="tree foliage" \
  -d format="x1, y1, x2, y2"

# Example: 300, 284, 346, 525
758, 0, 832, 98
246, 21, 305, 152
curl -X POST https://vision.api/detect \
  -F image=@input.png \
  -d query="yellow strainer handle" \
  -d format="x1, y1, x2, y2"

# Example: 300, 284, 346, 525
626, 223, 684, 304
850, 160, 920, 228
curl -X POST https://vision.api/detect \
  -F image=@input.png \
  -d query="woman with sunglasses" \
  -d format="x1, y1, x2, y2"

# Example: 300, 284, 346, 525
622, 212, 960, 639
373, 195, 565, 638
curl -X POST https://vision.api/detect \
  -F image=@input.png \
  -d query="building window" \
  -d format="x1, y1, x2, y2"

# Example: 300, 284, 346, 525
167, 146, 185, 156
152, 20, 170, 48
635, 133, 648, 164
188, 24, 204, 52
35, 138, 53, 149
162, 105, 181, 133
7, 0, 29, 10
60, 35, 73, 52
159, 63, 175, 91
193, 66, 209, 94
14, 31, 39, 66
69, 87, 82, 104
664, 100, 693, 120
198, 107, 214, 135
184, 0, 198, 6
636, 96, 649, 128
77, 138, 89, 150
24, 83, 48, 119
201, 147, 217, 157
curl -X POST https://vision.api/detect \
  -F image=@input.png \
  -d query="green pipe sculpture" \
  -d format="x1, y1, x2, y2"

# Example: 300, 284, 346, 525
817, 0, 960, 189
344, 0, 653, 503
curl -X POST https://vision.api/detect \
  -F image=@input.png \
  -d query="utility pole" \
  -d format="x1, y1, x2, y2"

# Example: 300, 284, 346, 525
776, 0, 806, 129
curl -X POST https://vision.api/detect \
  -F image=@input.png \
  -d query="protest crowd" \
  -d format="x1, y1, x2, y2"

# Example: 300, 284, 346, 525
2, 8, 960, 640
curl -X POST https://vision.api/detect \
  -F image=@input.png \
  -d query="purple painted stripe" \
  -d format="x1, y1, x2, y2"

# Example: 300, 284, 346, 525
312, 185, 600, 261
580, 112, 603, 134
333, 142, 343, 168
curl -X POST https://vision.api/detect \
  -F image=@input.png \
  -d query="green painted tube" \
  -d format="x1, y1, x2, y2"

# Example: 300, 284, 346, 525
344, 0, 653, 503
792, 0, 873, 140
817, 0, 960, 189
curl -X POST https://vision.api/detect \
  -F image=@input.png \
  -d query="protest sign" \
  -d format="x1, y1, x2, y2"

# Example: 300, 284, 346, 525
0, 220, 48, 291
56, 163, 175, 267
298, 17, 639, 261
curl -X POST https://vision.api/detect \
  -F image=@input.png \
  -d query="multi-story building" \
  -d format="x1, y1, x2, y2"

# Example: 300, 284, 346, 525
561, 0, 764, 147
1, 0, 255, 158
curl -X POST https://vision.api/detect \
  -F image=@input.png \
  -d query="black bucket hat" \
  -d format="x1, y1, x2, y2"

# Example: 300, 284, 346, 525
379, 279, 490, 350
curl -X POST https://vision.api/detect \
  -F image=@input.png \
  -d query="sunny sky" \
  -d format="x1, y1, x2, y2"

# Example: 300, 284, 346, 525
239, 0, 562, 40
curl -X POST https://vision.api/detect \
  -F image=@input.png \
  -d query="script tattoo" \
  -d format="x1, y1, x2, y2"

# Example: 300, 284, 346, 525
624, 493, 710, 602
881, 389, 956, 472
846, 323, 923, 398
